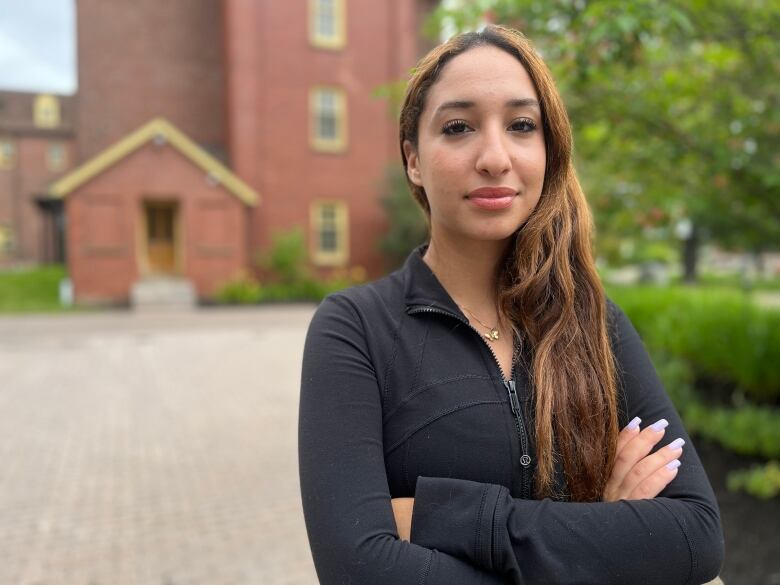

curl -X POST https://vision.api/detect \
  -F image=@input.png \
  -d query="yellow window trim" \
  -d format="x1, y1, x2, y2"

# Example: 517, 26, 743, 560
309, 86, 348, 153
0, 138, 15, 170
310, 200, 349, 266
34, 94, 60, 129
309, 0, 346, 50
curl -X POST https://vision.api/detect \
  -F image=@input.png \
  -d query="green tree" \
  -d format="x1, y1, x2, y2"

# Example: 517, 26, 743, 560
377, 166, 429, 270
427, 0, 780, 279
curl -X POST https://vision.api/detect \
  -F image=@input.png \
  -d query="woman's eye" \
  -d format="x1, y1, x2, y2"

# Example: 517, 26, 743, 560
441, 120, 470, 135
441, 118, 539, 136
511, 118, 538, 133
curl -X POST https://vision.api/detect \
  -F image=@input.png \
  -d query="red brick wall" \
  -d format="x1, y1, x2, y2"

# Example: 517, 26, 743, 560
66, 141, 248, 303
223, 0, 426, 279
75, 0, 227, 163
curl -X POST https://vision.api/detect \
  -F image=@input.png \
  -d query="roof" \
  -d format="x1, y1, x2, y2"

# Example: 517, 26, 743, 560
48, 117, 259, 206
0, 90, 76, 136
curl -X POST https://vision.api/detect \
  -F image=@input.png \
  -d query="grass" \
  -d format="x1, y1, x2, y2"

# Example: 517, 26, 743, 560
0, 264, 73, 313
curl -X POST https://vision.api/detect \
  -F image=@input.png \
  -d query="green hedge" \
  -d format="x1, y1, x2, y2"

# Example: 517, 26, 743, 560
215, 275, 354, 304
607, 286, 780, 403
727, 461, 780, 500
216, 227, 360, 305
608, 286, 780, 499
651, 355, 780, 459
651, 352, 780, 499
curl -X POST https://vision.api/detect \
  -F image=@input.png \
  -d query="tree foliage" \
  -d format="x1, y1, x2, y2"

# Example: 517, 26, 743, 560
427, 0, 780, 257
377, 166, 429, 270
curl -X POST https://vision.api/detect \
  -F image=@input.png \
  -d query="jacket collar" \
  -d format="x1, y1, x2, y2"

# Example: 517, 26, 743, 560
402, 242, 469, 321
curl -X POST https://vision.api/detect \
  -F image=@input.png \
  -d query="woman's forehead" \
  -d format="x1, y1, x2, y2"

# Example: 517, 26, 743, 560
425, 46, 538, 117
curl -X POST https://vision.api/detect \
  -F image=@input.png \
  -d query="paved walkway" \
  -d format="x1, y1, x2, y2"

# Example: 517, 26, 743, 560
0, 306, 320, 585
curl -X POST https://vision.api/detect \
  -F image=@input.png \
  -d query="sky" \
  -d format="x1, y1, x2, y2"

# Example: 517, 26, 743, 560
0, 0, 76, 94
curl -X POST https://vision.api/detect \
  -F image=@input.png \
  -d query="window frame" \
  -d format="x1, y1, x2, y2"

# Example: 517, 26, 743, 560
0, 137, 15, 170
310, 199, 349, 266
0, 224, 13, 255
34, 94, 61, 128
47, 141, 68, 172
309, 86, 348, 153
309, 0, 346, 50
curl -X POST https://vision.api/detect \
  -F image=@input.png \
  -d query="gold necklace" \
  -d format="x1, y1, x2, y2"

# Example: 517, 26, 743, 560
459, 305, 501, 342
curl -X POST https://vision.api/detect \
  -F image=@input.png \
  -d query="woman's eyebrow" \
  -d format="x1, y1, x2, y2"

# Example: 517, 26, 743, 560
433, 98, 540, 119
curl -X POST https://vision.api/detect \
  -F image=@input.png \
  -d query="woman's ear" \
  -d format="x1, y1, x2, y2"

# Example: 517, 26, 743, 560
402, 139, 423, 187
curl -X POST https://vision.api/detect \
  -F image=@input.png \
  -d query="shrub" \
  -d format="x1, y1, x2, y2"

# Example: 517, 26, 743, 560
684, 402, 780, 459
214, 273, 262, 304
256, 228, 309, 284
607, 286, 780, 403
727, 461, 780, 500
651, 350, 780, 498
215, 227, 364, 304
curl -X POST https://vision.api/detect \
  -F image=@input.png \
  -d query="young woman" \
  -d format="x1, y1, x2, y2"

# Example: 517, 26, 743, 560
299, 25, 724, 585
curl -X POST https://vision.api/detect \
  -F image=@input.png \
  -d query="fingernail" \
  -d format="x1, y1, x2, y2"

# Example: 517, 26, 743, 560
666, 438, 685, 451
666, 459, 681, 470
624, 416, 641, 431
650, 419, 669, 432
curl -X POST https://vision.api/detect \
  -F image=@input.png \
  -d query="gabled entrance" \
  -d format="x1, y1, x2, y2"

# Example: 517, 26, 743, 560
47, 117, 260, 304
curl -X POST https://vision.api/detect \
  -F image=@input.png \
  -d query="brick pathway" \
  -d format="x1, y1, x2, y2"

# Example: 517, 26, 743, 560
0, 306, 320, 585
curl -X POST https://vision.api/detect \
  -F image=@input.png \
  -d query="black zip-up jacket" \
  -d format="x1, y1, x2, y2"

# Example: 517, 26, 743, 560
298, 243, 724, 585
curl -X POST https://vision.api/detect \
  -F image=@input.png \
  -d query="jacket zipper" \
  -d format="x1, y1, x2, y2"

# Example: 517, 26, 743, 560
504, 379, 532, 497
407, 305, 533, 494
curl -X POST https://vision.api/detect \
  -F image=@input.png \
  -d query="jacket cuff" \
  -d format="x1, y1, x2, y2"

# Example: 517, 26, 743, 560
410, 476, 505, 570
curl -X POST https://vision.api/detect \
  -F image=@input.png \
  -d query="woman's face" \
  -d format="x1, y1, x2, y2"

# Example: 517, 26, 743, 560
403, 45, 546, 243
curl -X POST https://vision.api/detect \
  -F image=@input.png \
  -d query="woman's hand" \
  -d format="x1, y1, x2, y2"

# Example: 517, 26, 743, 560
391, 497, 415, 541
603, 417, 685, 502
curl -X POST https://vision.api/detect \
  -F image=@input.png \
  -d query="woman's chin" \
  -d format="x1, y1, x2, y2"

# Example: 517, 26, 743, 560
464, 218, 527, 241
461, 225, 521, 243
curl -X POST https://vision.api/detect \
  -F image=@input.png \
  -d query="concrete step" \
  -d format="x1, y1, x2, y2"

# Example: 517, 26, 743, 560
130, 277, 196, 310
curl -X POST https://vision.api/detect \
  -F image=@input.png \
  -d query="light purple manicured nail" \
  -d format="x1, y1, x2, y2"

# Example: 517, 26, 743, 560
624, 416, 641, 431
666, 459, 681, 470
667, 438, 685, 451
650, 419, 669, 432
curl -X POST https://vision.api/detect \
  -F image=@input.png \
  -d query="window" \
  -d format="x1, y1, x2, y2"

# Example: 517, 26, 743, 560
309, 0, 346, 49
34, 94, 61, 128
47, 141, 67, 172
310, 87, 348, 153
311, 200, 349, 266
0, 138, 15, 170
0, 224, 13, 255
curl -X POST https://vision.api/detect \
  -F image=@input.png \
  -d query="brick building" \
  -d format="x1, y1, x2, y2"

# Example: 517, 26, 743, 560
0, 91, 76, 265
0, 0, 438, 303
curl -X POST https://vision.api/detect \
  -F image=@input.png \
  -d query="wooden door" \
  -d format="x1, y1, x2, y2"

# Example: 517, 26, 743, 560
145, 202, 176, 274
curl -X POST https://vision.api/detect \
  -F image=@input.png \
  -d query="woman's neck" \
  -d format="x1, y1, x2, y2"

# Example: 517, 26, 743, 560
422, 234, 511, 318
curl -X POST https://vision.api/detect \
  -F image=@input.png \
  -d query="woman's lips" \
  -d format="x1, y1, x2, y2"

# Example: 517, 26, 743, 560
466, 186, 517, 210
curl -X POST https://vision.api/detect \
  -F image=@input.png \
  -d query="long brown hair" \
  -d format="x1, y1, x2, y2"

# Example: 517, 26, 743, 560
399, 25, 618, 502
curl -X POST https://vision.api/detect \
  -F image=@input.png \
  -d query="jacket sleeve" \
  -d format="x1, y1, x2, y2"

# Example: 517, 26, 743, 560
298, 293, 509, 585
409, 299, 725, 585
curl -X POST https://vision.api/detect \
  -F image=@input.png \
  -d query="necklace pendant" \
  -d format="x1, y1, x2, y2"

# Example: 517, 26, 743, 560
485, 329, 500, 342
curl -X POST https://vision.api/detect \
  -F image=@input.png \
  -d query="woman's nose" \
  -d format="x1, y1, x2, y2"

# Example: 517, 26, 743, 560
475, 128, 512, 176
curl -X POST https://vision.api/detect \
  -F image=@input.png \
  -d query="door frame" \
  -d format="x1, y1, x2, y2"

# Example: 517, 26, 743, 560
137, 197, 183, 277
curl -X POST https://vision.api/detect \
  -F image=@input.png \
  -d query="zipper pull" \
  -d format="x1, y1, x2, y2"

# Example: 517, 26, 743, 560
504, 379, 521, 415
504, 380, 532, 468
